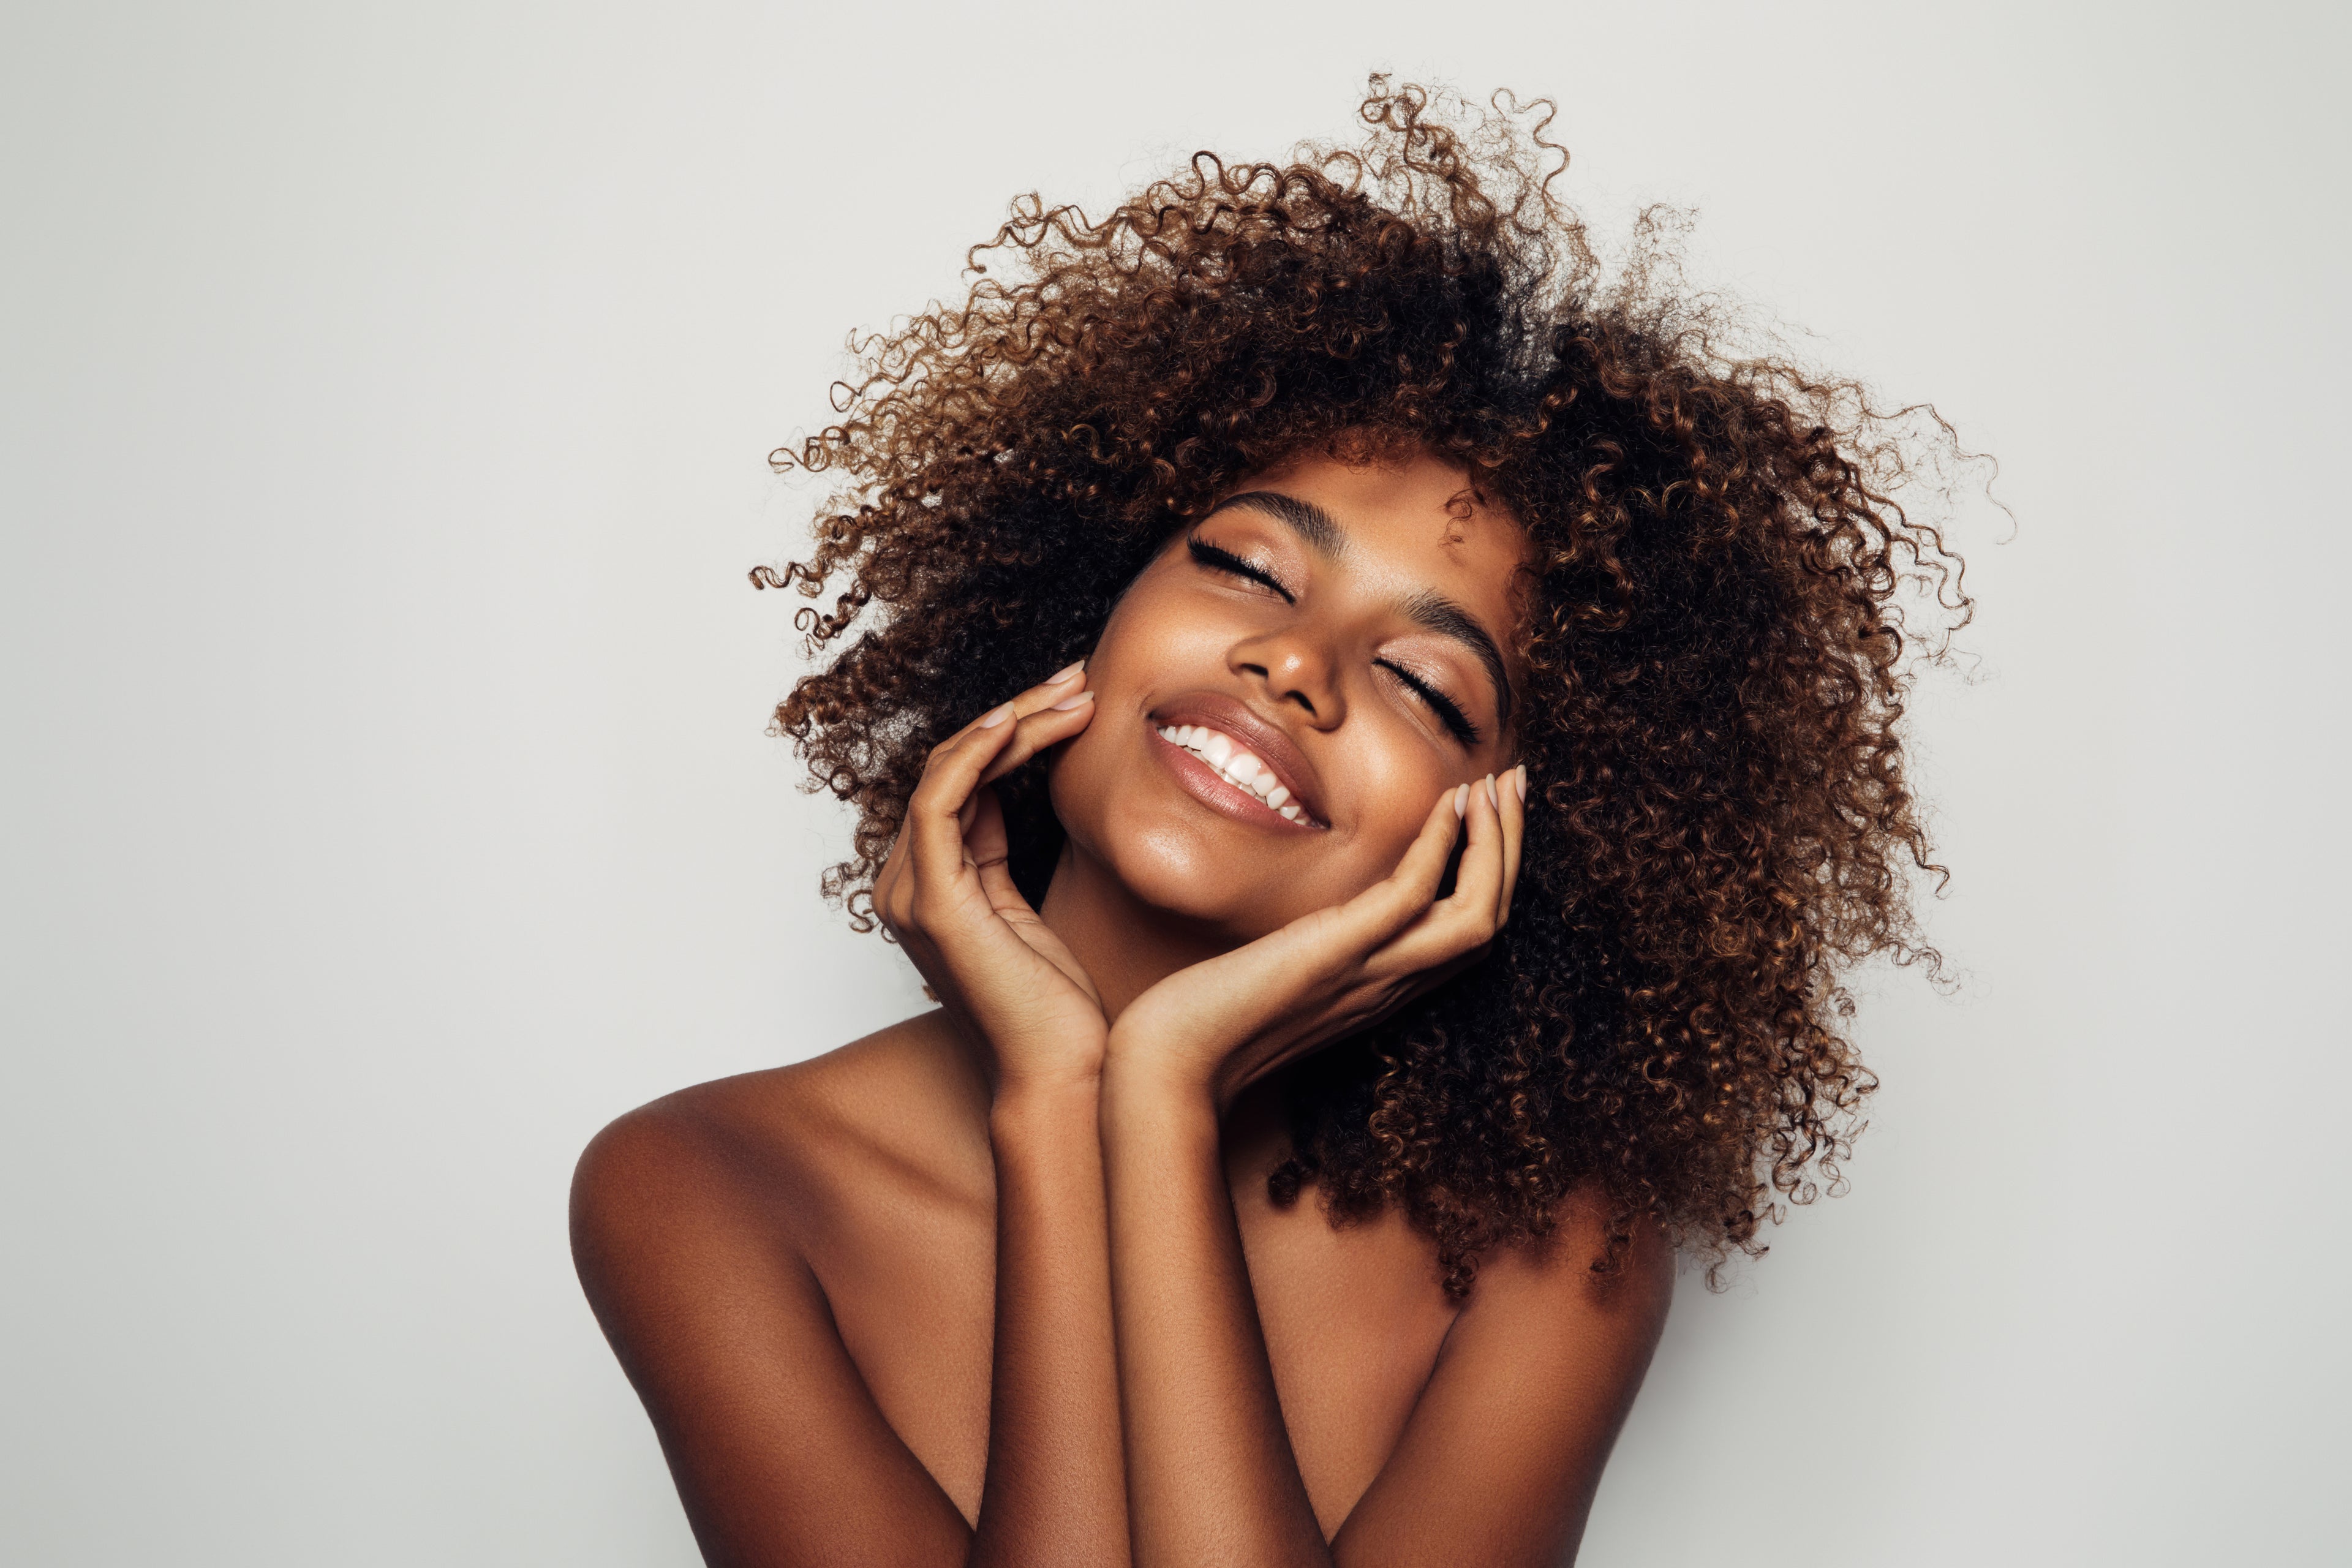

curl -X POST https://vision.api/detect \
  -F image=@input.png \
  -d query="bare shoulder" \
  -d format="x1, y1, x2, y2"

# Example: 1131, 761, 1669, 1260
1466, 1183, 1678, 1330
568, 1009, 992, 1293
1330, 1186, 1676, 1564
564, 1014, 991, 1560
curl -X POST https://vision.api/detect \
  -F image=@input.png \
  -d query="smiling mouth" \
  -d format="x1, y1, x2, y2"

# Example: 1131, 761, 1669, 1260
1152, 722, 1321, 827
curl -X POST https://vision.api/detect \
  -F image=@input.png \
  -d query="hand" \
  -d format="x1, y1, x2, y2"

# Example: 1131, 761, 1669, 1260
1105, 767, 1527, 1112
872, 662, 1107, 1093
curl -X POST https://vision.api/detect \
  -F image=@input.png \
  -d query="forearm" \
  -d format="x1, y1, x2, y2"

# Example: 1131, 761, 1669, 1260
1099, 1062, 1330, 1568
970, 1077, 1129, 1568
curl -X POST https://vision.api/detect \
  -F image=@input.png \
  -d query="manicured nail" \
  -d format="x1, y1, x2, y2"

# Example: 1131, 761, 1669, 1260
1046, 660, 1086, 685
1513, 764, 1528, 803
1453, 783, 1469, 818
1049, 688, 1096, 711
978, 703, 1014, 728
1484, 773, 1499, 809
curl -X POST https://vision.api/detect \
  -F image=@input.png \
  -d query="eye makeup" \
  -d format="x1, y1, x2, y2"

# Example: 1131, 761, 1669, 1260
1378, 659, 1481, 745
1187, 530, 1485, 747
1186, 535, 1293, 601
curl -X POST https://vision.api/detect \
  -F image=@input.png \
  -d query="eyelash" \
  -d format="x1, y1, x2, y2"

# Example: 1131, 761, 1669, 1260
1186, 535, 1482, 746
1379, 661, 1481, 745
1187, 537, 1291, 601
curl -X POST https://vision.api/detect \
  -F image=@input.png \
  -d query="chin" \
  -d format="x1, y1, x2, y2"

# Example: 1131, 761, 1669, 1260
1087, 812, 1286, 938
1047, 763, 1316, 942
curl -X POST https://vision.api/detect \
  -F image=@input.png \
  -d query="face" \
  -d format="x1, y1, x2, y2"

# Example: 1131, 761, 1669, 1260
1049, 444, 1531, 941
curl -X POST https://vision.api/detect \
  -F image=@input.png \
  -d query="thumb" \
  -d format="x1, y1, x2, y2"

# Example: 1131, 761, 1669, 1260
968, 789, 1032, 916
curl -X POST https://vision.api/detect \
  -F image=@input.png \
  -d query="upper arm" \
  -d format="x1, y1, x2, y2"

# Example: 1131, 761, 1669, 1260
1330, 1209, 1675, 1568
569, 1101, 972, 1568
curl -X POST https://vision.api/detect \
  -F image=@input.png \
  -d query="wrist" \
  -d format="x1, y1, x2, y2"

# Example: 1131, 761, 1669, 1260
989, 1070, 1101, 1136
1099, 1032, 1221, 1120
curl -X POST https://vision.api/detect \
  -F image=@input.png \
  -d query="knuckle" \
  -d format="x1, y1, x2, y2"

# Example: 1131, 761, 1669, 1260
1437, 916, 1488, 956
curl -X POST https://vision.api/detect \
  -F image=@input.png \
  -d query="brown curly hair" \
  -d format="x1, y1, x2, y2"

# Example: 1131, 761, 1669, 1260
758, 80, 1968, 1294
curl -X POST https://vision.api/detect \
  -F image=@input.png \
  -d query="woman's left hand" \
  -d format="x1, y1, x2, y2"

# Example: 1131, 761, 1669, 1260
1106, 766, 1526, 1111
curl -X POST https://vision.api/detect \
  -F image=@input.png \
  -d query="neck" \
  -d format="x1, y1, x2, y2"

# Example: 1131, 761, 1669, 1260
1036, 838, 1232, 1022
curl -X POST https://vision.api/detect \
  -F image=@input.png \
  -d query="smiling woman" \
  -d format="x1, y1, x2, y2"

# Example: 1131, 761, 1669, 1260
1050, 453, 1530, 943
568, 80, 1966, 1567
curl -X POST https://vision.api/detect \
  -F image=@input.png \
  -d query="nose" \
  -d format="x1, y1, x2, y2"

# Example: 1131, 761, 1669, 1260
1231, 626, 1344, 727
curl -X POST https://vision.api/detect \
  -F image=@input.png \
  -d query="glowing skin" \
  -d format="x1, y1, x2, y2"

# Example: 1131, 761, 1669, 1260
572, 445, 1672, 1568
1042, 447, 1531, 1013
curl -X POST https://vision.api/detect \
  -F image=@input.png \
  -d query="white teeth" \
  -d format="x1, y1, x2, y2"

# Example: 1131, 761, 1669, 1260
1158, 720, 1313, 826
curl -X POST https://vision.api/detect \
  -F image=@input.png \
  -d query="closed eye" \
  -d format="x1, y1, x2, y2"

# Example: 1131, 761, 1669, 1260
1378, 660, 1481, 745
1187, 535, 1293, 602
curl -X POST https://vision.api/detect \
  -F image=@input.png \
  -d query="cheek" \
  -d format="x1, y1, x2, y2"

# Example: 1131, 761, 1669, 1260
1039, 573, 1216, 837
1324, 723, 1460, 881
1035, 566, 1472, 932
1085, 572, 1230, 689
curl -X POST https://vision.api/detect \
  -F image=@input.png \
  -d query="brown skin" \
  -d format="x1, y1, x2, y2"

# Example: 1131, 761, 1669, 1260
579, 75, 1972, 1567
759, 80, 1964, 1303
1046, 448, 1531, 1006
573, 450, 1675, 1567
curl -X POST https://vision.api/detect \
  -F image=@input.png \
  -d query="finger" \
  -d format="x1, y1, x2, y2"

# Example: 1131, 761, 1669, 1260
1330, 785, 1469, 949
967, 789, 1035, 917
1496, 763, 1526, 927
984, 658, 1089, 736
1441, 774, 1504, 927
977, 687, 1098, 785
921, 661, 1088, 804
1376, 774, 1523, 974
873, 801, 923, 924
873, 830, 904, 921
910, 663, 1089, 901
938, 661, 1091, 834
908, 711, 1023, 902
933, 660, 1088, 751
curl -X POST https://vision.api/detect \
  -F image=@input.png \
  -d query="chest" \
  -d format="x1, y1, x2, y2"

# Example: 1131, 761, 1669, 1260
811, 1163, 1459, 1534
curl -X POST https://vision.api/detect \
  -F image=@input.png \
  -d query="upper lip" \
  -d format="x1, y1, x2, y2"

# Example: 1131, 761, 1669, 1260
1147, 691, 1328, 826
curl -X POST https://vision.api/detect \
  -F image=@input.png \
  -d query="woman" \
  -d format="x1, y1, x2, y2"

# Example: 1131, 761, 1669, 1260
571, 83, 1960, 1567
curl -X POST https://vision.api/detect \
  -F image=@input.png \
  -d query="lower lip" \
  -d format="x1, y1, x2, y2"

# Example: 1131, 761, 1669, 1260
1149, 726, 1316, 833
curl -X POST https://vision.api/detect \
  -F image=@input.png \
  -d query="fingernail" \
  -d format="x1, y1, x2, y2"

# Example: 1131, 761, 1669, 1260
1514, 764, 1528, 803
1047, 660, 1086, 685
1049, 688, 1096, 711
1484, 774, 1499, 809
1453, 783, 1469, 818
978, 703, 1014, 728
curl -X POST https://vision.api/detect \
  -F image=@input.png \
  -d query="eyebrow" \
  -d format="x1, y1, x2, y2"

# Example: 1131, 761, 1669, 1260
1209, 491, 1346, 557
1402, 590, 1513, 730
1204, 489, 1515, 729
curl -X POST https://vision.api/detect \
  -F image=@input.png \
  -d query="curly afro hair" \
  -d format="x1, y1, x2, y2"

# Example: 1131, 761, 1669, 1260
758, 80, 1968, 1294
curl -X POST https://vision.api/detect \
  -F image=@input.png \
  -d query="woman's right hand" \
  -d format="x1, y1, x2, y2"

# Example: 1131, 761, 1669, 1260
872, 661, 1106, 1093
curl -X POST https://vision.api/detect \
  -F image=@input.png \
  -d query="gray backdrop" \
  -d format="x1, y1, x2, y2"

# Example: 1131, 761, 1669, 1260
5, 1, 2345, 1562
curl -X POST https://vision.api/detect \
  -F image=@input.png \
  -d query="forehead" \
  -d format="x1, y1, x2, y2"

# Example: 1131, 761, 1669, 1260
1218, 447, 1532, 622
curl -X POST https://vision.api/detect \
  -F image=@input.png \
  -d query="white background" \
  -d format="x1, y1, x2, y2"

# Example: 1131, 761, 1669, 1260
5, 2, 2346, 1563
